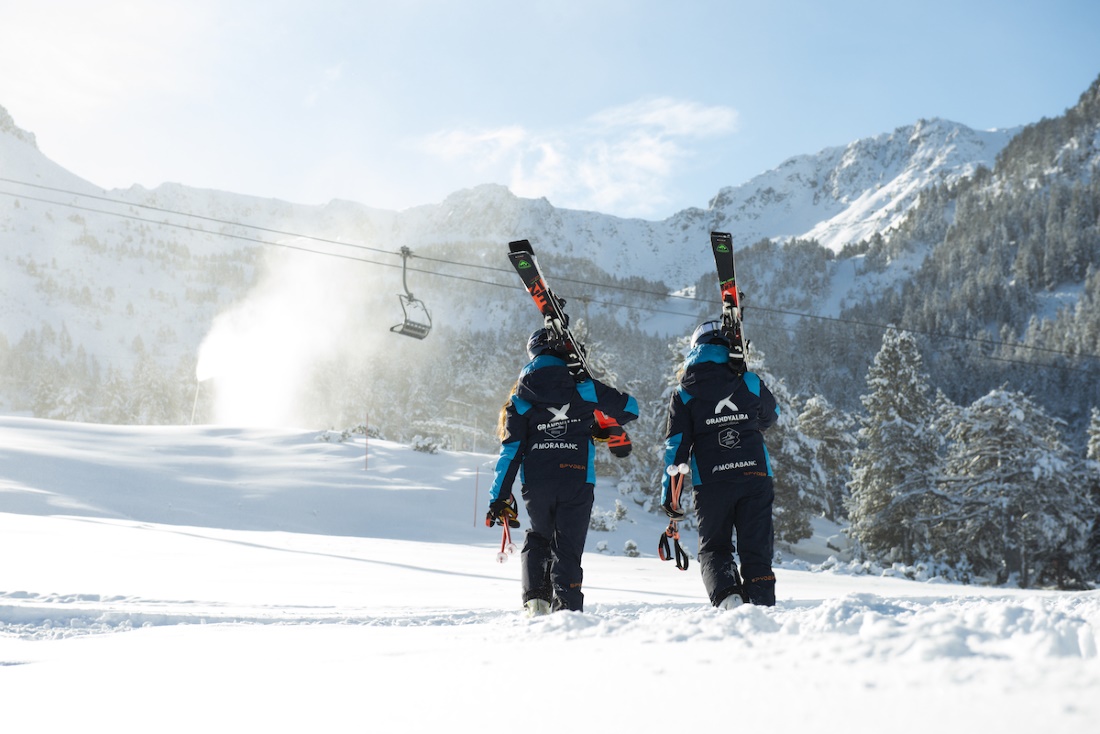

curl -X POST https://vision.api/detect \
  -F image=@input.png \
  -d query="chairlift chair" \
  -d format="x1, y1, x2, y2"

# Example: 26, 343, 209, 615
390, 246, 432, 339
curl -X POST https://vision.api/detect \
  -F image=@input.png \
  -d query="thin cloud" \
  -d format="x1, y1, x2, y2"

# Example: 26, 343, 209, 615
588, 97, 739, 138
420, 98, 739, 217
421, 126, 529, 165
304, 65, 344, 108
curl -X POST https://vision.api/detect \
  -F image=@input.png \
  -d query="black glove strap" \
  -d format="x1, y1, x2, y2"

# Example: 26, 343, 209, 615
657, 521, 689, 571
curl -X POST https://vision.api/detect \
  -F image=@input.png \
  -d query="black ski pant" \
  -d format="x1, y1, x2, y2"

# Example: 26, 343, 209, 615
693, 475, 776, 606
519, 481, 594, 612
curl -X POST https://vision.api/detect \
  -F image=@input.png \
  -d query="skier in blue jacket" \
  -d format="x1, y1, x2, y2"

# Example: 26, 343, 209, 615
487, 328, 639, 616
661, 320, 779, 608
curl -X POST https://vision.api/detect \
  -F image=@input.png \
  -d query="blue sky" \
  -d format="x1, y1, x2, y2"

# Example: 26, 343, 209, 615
2, 0, 1098, 220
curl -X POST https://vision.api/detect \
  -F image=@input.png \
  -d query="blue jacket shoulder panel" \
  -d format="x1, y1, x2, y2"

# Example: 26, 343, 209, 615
521, 353, 566, 377
576, 379, 598, 403
684, 343, 729, 368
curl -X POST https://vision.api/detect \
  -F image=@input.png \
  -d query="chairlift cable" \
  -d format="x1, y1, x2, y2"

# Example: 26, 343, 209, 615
1, 180, 1097, 371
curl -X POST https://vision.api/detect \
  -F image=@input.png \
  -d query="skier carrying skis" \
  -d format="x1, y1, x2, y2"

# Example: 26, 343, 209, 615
487, 328, 639, 616
660, 320, 779, 608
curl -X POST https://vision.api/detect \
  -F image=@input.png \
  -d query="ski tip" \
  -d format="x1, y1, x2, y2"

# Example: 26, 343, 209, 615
508, 239, 533, 253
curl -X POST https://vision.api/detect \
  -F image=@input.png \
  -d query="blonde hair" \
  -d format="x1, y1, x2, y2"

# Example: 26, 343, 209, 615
498, 380, 519, 440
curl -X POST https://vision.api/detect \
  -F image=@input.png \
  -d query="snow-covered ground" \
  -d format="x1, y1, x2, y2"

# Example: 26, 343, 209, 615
1, 416, 1097, 732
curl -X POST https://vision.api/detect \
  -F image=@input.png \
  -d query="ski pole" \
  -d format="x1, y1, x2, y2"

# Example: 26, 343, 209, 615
497, 514, 518, 563
658, 464, 690, 571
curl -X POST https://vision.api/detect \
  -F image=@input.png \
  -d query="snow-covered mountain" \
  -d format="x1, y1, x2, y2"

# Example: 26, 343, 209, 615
706, 118, 1017, 251
382, 117, 1016, 283
0, 102, 1013, 378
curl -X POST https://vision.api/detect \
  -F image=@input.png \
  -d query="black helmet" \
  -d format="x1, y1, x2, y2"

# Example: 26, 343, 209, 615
527, 328, 558, 360
690, 320, 730, 348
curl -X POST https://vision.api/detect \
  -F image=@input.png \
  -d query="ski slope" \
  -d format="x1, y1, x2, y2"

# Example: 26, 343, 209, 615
1, 417, 1097, 732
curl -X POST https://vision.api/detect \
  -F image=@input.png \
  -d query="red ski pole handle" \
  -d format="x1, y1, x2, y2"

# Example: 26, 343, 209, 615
666, 463, 690, 509
497, 518, 517, 563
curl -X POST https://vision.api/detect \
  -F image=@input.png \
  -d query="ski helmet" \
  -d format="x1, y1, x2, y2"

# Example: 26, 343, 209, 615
690, 320, 730, 348
526, 328, 558, 360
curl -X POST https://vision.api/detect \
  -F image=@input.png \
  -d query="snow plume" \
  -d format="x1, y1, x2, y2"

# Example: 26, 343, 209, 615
196, 244, 379, 427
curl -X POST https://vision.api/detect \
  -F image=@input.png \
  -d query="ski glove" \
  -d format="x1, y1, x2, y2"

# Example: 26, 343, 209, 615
593, 416, 632, 458
660, 500, 685, 521
486, 497, 521, 528
607, 432, 632, 458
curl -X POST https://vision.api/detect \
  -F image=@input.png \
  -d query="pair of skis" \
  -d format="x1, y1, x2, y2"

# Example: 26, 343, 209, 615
709, 231, 748, 369
507, 239, 632, 457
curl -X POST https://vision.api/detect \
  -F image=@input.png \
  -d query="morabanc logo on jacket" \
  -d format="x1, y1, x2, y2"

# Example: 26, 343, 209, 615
533, 441, 579, 450
713, 459, 758, 472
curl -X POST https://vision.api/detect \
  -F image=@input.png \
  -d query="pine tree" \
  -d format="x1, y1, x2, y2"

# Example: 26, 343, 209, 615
847, 328, 942, 565
940, 388, 1091, 587
1086, 407, 1100, 581
758, 370, 819, 544
797, 394, 857, 521
131, 354, 178, 424
101, 366, 136, 424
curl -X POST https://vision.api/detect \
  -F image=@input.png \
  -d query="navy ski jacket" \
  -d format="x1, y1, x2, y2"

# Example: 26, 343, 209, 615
661, 344, 779, 505
489, 355, 639, 503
